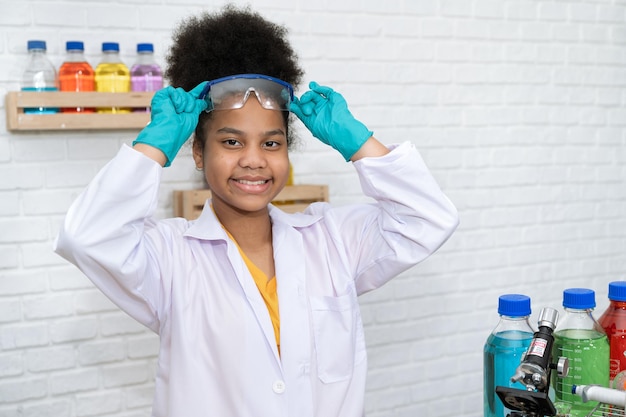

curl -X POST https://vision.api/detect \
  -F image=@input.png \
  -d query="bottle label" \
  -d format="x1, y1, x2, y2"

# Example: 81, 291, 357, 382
21, 86, 59, 114
131, 74, 163, 92
527, 337, 547, 357
610, 359, 620, 379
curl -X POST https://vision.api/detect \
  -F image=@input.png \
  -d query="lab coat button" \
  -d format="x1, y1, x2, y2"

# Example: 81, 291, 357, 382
272, 380, 286, 394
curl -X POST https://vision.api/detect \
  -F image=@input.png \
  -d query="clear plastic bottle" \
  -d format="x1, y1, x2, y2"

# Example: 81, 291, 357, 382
287, 162, 294, 186
552, 288, 610, 417
21, 40, 59, 114
130, 43, 163, 112
598, 281, 626, 390
484, 294, 535, 417
59, 41, 95, 113
95, 42, 130, 113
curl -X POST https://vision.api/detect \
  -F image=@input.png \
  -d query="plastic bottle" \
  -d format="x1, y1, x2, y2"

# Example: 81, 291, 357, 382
95, 42, 130, 113
598, 281, 626, 390
58, 41, 95, 113
21, 40, 59, 114
130, 43, 163, 112
484, 294, 535, 417
552, 288, 610, 417
287, 163, 294, 185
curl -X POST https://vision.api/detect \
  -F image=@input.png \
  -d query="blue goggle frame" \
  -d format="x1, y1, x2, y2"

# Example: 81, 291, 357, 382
199, 74, 294, 113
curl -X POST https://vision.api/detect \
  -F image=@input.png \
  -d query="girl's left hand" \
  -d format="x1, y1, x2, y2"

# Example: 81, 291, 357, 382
290, 81, 373, 161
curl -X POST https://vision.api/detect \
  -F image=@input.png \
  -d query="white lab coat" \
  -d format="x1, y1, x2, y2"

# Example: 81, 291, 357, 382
54, 141, 458, 417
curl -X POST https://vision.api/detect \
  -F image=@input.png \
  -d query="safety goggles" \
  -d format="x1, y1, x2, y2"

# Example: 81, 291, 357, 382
199, 74, 294, 113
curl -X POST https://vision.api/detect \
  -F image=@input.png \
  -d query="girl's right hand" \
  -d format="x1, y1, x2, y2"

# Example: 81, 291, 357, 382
132, 81, 208, 167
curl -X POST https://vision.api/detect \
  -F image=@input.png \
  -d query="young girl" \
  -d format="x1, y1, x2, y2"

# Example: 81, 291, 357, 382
54, 6, 458, 417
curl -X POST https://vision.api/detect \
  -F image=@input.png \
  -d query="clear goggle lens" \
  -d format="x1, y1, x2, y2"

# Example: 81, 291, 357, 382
199, 74, 294, 112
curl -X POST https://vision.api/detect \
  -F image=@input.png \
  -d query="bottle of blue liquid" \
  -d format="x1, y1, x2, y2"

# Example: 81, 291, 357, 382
484, 294, 535, 417
21, 40, 59, 114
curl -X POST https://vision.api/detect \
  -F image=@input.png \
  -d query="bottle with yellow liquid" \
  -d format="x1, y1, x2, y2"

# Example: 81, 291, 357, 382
287, 162, 294, 186
95, 42, 130, 113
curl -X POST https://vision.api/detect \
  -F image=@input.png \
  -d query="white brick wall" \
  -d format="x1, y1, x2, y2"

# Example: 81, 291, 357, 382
1, 1, 625, 416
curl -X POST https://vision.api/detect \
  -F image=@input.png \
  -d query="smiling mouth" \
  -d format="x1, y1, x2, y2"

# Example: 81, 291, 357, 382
235, 179, 269, 185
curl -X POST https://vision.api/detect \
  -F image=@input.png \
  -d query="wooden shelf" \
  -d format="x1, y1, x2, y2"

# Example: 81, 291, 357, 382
5, 91, 154, 131
174, 185, 329, 218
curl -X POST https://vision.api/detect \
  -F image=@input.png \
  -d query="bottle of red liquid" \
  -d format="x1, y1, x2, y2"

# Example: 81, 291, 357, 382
598, 281, 626, 390
59, 41, 95, 113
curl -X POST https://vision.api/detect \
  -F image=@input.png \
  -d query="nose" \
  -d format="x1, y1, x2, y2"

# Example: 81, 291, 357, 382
239, 145, 267, 170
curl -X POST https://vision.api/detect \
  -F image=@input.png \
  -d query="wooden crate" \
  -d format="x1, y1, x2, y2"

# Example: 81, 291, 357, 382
173, 185, 329, 220
5, 91, 154, 131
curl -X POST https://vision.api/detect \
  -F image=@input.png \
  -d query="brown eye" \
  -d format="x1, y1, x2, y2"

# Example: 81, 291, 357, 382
264, 141, 280, 148
223, 139, 241, 147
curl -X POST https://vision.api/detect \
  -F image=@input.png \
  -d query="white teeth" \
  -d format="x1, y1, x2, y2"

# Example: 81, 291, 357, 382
237, 179, 267, 185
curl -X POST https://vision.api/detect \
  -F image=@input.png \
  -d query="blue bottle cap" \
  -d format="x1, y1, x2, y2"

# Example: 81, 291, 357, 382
27, 40, 46, 51
498, 294, 531, 317
563, 288, 596, 309
102, 42, 120, 52
608, 281, 626, 302
66, 41, 84, 51
137, 43, 154, 53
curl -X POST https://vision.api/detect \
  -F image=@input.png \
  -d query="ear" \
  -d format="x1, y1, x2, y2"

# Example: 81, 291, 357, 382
192, 138, 204, 170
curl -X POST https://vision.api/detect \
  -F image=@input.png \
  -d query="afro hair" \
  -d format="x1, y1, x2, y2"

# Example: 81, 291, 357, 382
165, 4, 304, 91
165, 4, 304, 150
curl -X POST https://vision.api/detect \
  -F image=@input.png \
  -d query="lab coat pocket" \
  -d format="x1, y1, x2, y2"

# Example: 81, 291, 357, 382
310, 293, 362, 383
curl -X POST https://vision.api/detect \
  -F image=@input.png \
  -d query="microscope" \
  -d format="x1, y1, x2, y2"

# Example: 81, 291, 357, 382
496, 307, 569, 417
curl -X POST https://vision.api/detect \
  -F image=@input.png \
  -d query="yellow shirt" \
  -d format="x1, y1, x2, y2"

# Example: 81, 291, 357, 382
227, 233, 280, 353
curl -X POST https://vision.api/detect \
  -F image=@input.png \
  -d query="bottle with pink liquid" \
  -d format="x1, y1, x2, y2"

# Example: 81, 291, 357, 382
130, 43, 163, 112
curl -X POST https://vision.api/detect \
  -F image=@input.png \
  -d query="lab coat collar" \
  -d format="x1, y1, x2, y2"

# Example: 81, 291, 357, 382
183, 200, 323, 241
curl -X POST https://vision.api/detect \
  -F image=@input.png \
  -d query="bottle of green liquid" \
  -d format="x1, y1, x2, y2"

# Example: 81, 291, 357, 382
552, 288, 609, 417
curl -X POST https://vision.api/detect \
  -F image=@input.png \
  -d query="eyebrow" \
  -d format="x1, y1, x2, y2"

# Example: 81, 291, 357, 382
216, 127, 286, 137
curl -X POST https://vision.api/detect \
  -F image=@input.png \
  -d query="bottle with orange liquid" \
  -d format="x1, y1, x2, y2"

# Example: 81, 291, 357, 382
95, 42, 130, 113
59, 41, 95, 113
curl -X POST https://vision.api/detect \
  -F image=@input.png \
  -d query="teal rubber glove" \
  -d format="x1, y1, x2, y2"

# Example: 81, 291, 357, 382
132, 82, 208, 167
290, 82, 373, 161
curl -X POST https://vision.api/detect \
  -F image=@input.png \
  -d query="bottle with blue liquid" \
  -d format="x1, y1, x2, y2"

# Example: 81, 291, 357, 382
21, 40, 59, 114
484, 294, 535, 417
